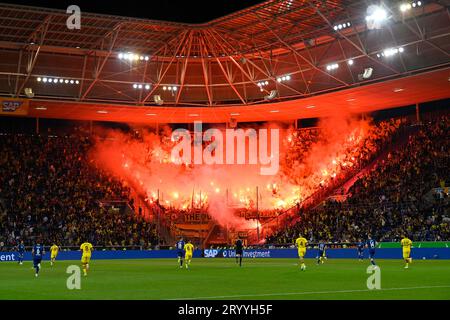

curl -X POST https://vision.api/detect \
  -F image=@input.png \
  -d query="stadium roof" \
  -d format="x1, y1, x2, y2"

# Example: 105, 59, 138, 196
0, 0, 449, 122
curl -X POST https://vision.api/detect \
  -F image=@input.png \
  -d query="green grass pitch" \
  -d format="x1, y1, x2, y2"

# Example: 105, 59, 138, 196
1, 258, 450, 300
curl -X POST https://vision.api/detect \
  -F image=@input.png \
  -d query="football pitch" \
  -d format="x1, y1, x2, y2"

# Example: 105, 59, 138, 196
1, 258, 450, 300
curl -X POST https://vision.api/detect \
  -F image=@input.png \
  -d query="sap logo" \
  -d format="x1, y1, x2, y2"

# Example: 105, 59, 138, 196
204, 249, 219, 258
2, 101, 23, 112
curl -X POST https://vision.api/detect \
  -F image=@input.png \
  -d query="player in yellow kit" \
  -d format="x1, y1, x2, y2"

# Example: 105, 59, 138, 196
401, 236, 413, 269
50, 243, 59, 266
295, 235, 308, 271
183, 240, 194, 269
80, 242, 93, 276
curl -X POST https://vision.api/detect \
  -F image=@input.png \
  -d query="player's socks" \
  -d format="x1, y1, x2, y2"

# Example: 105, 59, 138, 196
370, 259, 376, 266
239, 256, 242, 267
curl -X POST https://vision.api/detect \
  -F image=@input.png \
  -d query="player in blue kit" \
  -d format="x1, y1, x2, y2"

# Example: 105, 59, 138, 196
17, 240, 25, 265
176, 237, 185, 268
357, 239, 365, 261
32, 241, 45, 277
367, 235, 377, 266
317, 241, 326, 265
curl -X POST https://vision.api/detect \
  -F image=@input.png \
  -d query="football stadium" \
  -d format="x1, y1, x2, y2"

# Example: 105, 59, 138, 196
0, 0, 449, 304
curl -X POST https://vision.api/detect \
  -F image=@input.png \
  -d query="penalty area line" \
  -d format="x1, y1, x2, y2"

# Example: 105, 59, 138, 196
168, 285, 450, 300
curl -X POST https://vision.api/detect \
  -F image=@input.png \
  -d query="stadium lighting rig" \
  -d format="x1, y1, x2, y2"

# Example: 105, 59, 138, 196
37, 77, 79, 85
366, 6, 387, 22
376, 47, 405, 58
162, 85, 178, 92
326, 63, 339, 71
366, 5, 388, 30
400, 1, 422, 12
333, 21, 351, 31
118, 52, 150, 62
133, 83, 151, 90
276, 75, 291, 83
257, 80, 270, 92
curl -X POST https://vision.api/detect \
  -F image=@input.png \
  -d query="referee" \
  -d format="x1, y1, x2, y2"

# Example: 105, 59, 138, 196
235, 237, 243, 267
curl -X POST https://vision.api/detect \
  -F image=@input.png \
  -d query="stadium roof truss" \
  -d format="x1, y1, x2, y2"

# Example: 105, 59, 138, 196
0, 0, 449, 113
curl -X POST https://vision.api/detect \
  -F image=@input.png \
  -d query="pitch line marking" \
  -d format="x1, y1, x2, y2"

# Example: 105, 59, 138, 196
168, 285, 450, 300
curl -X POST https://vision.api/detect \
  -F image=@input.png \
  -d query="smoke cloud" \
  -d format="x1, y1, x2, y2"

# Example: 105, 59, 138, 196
89, 115, 374, 229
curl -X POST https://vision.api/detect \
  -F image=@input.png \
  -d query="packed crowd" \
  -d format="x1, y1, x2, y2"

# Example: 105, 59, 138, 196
0, 132, 160, 249
0, 113, 447, 249
280, 118, 402, 200
267, 115, 449, 244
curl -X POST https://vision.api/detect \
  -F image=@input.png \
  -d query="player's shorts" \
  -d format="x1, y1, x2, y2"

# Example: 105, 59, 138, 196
298, 248, 306, 258
185, 253, 192, 260
81, 254, 91, 264
51, 253, 58, 259
402, 249, 411, 259
177, 250, 184, 258
18, 253, 24, 259
33, 258, 42, 267
236, 249, 243, 256
318, 250, 324, 257
369, 249, 376, 258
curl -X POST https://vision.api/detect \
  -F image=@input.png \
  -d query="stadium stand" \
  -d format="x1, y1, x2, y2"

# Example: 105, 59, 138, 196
267, 115, 449, 244
2, 113, 446, 250
0, 132, 160, 249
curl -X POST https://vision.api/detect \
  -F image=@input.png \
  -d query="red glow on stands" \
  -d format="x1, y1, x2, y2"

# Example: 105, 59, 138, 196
87, 114, 398, 230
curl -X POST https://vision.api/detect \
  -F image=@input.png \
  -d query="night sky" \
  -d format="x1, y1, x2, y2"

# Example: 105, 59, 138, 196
7, 0, 265, 23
